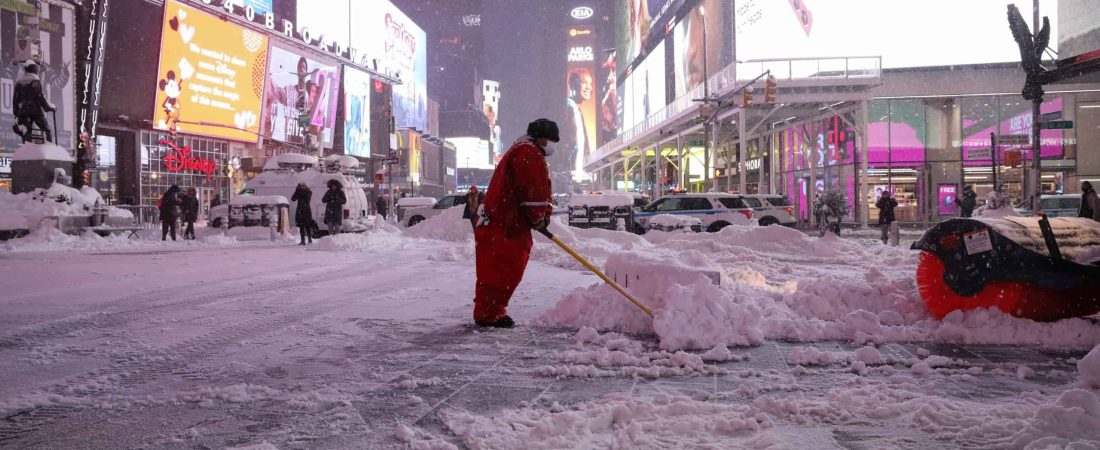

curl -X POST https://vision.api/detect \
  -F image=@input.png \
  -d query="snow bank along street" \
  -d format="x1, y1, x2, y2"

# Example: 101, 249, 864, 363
1, 212, 1099, 449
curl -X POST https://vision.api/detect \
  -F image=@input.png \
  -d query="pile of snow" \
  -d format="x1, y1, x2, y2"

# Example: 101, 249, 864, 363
228, 195, 289, 206
1079, 344, 1100, 389
644, 214, 701, 232
12, 142, 73, 161
538, 221, 1100, 350
0, 183, 132, 231
567, 193, 634, 208
405, 206, 472, 242
262, 152, 316, 170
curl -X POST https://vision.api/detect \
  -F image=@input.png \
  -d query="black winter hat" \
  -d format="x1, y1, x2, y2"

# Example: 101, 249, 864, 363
527, 119, 560, 142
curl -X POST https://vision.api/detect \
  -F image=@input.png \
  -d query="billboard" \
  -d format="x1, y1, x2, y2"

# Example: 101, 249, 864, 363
623, 41, 665, 131
562, 26, 598, 184
482, 80, 501, 158
598, 50, 618, 147
153, 0, 268, 142
342, 66, 372, 158
614, 0, 683, 77
672, 0, 734, 99
1, 2, 75, 155
1058, 0, 1100, 65
262, 45, 340, 147
737, 1, 1057, 68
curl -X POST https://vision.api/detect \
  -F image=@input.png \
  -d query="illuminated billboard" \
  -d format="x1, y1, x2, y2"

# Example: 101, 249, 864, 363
672, 0, 734, 99
153, 0, 268, 142
343, 66, 372, 157
614, 0, 683, 77
563, 26, 599, 184
737, 1, 1058, 68
262, 45, 340, 147
298, 1, 428, 132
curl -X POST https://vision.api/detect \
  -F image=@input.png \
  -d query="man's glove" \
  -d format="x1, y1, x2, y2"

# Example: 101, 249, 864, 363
475, 204, 490, 227
531, 215, 549, 230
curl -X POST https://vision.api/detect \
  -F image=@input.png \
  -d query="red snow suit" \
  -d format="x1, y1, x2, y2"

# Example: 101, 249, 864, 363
473, 138, 553, 324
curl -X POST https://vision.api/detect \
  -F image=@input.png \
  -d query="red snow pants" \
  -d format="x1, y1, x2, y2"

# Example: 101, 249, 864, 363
473, 220, 533, 324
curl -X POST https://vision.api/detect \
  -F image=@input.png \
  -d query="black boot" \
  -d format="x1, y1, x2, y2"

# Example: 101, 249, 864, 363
477, 315, 515, 328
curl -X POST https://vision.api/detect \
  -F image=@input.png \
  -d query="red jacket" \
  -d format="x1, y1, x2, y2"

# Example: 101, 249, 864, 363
483, 137, 552, 236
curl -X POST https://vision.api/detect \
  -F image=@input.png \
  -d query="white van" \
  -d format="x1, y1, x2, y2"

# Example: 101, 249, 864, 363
227, 154, 371, 232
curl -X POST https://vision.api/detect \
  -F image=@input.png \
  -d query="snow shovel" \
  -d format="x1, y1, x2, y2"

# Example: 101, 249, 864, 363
537, 227, 654, 317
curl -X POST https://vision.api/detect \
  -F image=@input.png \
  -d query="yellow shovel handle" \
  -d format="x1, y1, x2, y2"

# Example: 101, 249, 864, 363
542, 231, 654, 317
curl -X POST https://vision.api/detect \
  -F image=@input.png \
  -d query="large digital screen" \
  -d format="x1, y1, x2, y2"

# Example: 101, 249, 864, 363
342, 66, 372, 157
736, 0, 1057, 68
298, 1, 428, 132
153, 0, 268, 142
624, 41, 665, 131
672, 0, 734, 99
1058, 0, 1100, 64
614, 0, 683, 78
562, 26, 598, 183
262, 45, 340, 147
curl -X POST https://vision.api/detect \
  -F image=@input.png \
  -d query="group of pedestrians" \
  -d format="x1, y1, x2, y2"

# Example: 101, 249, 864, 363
157, 185, 199, 241
291, 180, 347, 245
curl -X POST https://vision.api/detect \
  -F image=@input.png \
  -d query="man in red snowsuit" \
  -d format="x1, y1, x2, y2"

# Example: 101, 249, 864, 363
472, 119, 558, 328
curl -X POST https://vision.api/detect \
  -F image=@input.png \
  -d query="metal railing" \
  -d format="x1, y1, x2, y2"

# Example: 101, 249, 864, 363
588, 56, 882, 167
114, 205, 161, 228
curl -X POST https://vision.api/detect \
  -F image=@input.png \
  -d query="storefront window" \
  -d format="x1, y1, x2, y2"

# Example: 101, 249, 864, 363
138, 131, 231, 216
92, 135, 119, 204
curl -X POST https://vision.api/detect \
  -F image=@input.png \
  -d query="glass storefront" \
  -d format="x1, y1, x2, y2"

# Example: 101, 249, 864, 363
139, 131, 232, 215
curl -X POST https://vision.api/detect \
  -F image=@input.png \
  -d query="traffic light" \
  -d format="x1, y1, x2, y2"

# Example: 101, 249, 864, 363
764, 75, 777, 103
741, 86, 754, 108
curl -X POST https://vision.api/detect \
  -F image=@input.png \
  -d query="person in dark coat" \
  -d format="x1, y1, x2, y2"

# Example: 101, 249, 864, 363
462, 186, 484, 229
291, 183, 314, 244
180, 187, 199, 240
1081, 181, 1100, 222
875, 190, 898, 245
159, 185, 181, 241
958, 185, 977, 218
375, 195, 389, 219
11, 62, 55, 143
322, 179, 346, 235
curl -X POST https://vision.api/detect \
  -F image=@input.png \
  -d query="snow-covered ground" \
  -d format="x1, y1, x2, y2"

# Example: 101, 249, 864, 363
1, 211, 1098, 449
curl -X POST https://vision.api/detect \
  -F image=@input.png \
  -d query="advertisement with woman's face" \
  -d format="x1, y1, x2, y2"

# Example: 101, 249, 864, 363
673, 0, 732, 99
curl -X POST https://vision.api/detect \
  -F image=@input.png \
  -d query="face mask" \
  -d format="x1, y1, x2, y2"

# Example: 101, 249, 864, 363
541, 142, 556, 157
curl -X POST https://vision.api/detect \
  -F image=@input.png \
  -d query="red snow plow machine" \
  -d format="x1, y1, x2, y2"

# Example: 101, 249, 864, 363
912, 215, 1100, 321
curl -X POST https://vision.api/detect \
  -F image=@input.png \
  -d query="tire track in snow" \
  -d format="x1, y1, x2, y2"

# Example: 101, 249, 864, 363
0, 264, 426, 445
0, 263, 367, 350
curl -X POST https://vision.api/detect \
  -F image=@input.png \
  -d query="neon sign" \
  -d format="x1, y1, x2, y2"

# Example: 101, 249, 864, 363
160, 139, 217, 179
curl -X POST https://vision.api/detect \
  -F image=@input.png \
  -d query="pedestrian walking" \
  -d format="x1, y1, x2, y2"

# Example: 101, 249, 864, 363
322, 179, 346, 236
958, 185, 977, 218
471, 119, 557, 328
1080, 181, 1100, 222
376, 195, 389, 220
462, 186, 483, 229
876, 190, 898, 245
158, 185, 181, 241
180, 187, 199, 240
291, 183, 314, 245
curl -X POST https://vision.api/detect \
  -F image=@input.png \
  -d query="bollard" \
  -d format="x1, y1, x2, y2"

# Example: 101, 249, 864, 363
890, 221, 901, 246
222, 220, 229, 237
270, 223, 277, 241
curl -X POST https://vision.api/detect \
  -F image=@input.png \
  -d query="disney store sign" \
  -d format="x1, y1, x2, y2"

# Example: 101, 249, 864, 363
160, 140, 217, 180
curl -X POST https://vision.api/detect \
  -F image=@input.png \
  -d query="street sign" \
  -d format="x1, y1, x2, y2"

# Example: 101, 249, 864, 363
998, 134, 1030, 145
1039, 120, 1073, 130
966, 148, 992, 161
383, 158, 399, 165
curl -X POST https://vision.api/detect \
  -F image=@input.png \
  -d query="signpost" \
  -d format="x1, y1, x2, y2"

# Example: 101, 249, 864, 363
998, 134, 1030, 145
966, 148, 992, 161
1039, 120, 1073, 130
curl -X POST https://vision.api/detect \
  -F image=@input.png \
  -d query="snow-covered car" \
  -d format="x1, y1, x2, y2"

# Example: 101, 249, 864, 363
395, 196, 439, 225
591, 190, 651, 209
402, 194, 468, 227
742, 194, 797, 227
1014, 194, 1082, 218
643, 214, 703, 233
567, 193, 635, 231
634, 193, 755, 233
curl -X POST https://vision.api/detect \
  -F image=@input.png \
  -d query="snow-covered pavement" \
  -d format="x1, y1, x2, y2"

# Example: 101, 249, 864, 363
1, 213, 1099, 449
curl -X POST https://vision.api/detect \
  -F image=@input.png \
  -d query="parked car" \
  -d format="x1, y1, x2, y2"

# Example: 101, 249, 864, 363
742, 194, 797, 227
591, 190, 651, 209
634, 192, 755, 233
395, 196, 439, 225
1014, 194, 1082, 218
402, 194, 467, 227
